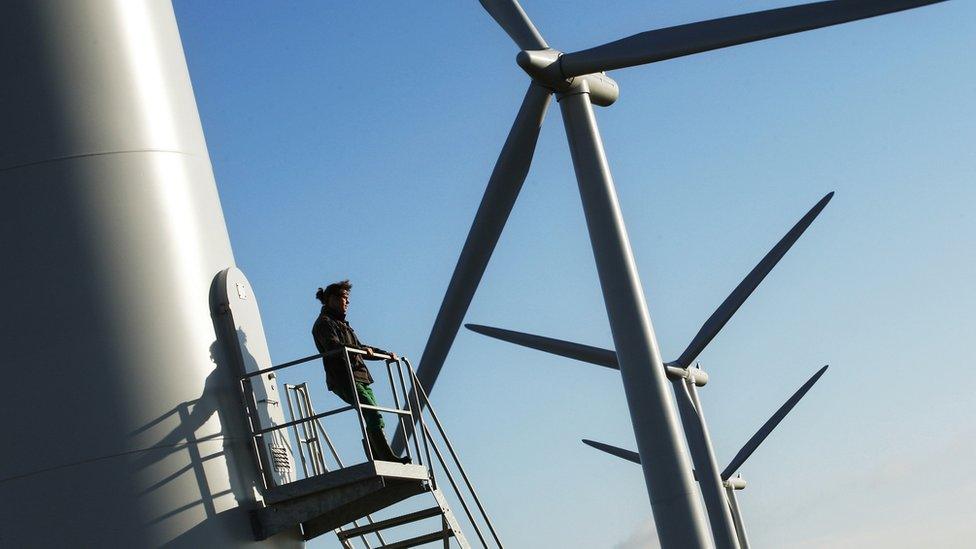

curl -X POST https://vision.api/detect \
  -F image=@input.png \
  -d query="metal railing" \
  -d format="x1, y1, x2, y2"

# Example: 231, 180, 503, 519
237, 345, 504, 548
284, 382, 385, 548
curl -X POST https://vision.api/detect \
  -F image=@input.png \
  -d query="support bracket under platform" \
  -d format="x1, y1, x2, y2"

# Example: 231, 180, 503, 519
251, 460, 430, 541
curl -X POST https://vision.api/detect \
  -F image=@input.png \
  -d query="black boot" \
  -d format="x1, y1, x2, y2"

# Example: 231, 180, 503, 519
366, 428, 411, 464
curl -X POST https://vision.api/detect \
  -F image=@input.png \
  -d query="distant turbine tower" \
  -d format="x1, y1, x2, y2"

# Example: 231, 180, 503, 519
468, 192, 833, 548
0, 2, 297, 546
582, 364, 831, 549
401, 2, 946, 545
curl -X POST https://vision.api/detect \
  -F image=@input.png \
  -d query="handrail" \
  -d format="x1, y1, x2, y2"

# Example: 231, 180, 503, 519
253, 406, 352, 436
239, 344, 502, 547
358, 404, 413, 416
240, 346, 396, 381
240, 347, 401, 451
404, 358, 505, 548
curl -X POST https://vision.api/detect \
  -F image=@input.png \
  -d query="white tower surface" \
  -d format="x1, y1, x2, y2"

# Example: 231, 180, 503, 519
0, 2, 300, 546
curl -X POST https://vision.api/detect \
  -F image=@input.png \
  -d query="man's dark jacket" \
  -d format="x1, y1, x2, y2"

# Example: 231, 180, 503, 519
312, 307, 378, 391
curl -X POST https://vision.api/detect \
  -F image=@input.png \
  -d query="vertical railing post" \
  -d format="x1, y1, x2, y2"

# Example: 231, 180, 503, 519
299, 384, 329, 474
396, 359, 426, 467
344, 348, 373, 461
283, 384, 311, 478
297, 385, 326, 475
384, 359, 412, 463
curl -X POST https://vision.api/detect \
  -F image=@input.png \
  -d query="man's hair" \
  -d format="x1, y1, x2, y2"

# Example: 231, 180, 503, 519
316, 279, 352, 305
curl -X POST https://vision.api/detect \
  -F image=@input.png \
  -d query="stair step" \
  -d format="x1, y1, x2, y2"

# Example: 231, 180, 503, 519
378, 529, 454, 549
337, 506, 444, 540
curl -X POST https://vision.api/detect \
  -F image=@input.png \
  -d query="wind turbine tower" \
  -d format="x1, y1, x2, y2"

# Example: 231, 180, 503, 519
0, 2, 298, 546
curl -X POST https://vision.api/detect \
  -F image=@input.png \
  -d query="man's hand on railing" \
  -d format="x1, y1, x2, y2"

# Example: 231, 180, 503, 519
362, 346, 397, 361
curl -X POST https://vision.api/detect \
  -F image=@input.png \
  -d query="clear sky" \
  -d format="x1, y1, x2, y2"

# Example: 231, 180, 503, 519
173, 2, 975, 547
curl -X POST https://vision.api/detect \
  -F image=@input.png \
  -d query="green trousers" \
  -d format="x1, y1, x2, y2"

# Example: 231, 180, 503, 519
332, 381, 384, 431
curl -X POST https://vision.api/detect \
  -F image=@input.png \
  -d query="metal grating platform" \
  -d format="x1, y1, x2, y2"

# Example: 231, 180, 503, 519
252, 461, 431, 541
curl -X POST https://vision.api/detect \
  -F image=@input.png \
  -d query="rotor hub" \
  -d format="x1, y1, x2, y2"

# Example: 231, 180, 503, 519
517, 48, 619, 107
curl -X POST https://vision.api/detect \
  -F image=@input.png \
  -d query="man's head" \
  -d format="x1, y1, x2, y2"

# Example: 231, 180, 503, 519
316, 280, 351, 315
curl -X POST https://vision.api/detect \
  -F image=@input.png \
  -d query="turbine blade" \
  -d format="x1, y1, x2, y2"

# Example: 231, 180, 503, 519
721, 365, 829, 480
412, 84, 550, 392
672, 192, 833, 369
393, 83, 550, 453
479, 0, 548, 51
582, 439, 640, 464
584, 437, 703, 481
466, 324, 618, 369
559, 0, 947, 77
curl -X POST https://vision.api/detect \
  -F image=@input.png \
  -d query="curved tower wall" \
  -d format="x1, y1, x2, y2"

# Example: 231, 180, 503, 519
0, 2, 300, 546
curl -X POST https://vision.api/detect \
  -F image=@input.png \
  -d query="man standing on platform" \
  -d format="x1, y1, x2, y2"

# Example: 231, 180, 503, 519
312, 280, 409, 463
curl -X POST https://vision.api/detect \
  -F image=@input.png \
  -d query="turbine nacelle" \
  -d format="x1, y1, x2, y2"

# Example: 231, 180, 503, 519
516, 48, 619, 106
724, 476, 747, 491
667, 363, 709, 387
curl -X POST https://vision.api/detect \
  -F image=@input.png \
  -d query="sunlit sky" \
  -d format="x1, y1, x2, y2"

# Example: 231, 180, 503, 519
174, 2, 974, 547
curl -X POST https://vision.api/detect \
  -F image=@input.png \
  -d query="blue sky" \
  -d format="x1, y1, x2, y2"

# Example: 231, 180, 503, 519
174, 2, 975, 547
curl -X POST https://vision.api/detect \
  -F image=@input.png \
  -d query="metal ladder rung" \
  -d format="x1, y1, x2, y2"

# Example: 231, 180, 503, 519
337, 506, 444, 540
378, 529, 454, 549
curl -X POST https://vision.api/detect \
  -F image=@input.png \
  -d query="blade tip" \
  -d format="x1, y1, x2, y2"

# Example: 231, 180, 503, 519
815, 191, 835, 209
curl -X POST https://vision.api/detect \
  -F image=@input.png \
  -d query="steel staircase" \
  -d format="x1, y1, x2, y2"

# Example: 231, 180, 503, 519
332, 488, 467, 549
236, 346, 499, 548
